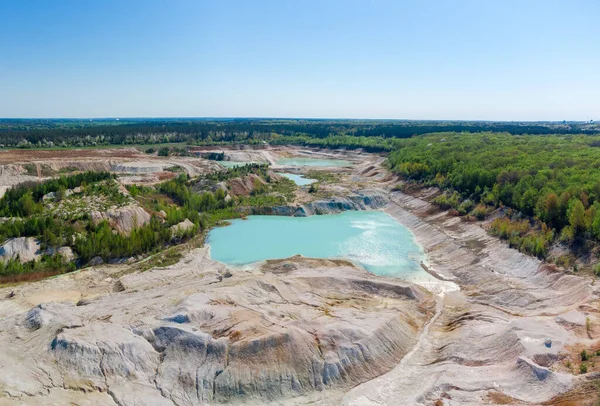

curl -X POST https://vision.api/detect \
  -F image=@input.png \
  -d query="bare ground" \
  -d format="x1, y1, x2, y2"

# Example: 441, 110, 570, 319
0, 146, 598, 405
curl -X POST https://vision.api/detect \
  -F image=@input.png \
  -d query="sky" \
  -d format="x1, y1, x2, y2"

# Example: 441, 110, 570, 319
0, 0, 598, 120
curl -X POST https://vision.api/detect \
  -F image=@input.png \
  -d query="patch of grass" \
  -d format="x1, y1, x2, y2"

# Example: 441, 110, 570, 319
201, 208, 243, 225
59, 166, 79, 174
138, 247, 183, 272
132, 191, 175, 213
0, 268, 69, 285
23, 163, 37, 176
268, 177, 296, 201
306, 170, 337, 183
39, 164, 55, 177
556, 254, 575, 269
239, 194, 287, 207
165, 165, 184, 173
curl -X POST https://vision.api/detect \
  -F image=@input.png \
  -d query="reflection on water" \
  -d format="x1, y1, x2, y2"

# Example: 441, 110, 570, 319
207, 210, 438, 285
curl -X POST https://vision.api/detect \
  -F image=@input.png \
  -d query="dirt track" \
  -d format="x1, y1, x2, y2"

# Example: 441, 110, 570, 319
0, 147, 144, 164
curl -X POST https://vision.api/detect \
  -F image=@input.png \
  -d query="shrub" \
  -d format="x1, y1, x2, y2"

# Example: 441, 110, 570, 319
587, 318, 592, 333
433, 191, 461, 210
582, 350, 590, 361
489, 217, 553, 258
457, 199, 475, 215
580, 363, 588, 374
559, 225, 575, 243
397, 161, 430, 180
471, 204, 490, 220
556, 255, 574, 269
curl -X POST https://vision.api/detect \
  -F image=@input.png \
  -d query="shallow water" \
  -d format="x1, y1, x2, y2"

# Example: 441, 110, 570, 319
207, 211, 437, 284
276, 157, 352, 167
276, 172, 316, 186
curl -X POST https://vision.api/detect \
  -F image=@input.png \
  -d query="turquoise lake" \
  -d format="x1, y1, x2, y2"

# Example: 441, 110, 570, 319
277, 173, 316, 186
276, 157, 352, 167
207, 211, 437, 283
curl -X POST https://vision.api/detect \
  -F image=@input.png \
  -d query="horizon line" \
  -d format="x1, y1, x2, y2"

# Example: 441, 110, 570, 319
0, 116, 596, 123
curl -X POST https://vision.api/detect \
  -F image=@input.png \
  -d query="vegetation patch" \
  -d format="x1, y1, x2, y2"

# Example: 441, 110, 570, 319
389, 133, 600, 270
489, 216, 554, 258
306, 170, 338, 183
0, 171, 233, 282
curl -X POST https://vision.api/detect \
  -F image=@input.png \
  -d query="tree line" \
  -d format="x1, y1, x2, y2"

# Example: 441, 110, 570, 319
1, 118, 598, 148
389, 133, 600, 259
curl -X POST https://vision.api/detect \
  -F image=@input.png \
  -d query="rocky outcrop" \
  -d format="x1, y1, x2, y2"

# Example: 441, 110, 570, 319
170, 218, 195, 237
90, 205, 151, 235
227, 174, 266, 196
0, 239, 76, 265
0, 237, 41, 263
58, 246, 75, 262
0, 164, 29, 177
251, 188, 389, 217
42, 186, 83, 202
110, 161, 168, 173
51, 324, 161, 391
44, 246, 76, 262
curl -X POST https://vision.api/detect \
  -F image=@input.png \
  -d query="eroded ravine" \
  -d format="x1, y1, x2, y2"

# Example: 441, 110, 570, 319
343, 293, 446, 406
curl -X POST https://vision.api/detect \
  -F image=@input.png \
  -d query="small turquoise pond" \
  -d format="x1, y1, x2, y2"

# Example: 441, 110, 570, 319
276, 157, 352, 167
277, 173, 317, 186
207, 211, 436, 283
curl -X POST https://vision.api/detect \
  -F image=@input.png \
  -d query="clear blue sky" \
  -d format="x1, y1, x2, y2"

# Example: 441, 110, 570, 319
1, 0, 598, 120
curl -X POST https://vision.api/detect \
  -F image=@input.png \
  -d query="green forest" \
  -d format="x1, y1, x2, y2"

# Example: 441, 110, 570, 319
388, 133, 600, 264
0, 164, 296, 282
1, 118, 598, 149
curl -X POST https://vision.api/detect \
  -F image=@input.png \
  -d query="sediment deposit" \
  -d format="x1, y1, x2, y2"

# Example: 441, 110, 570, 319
0, 146, 597, 405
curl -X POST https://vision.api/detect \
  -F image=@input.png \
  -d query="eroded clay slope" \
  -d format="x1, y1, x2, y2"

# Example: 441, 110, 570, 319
0, 251, 434, 405
335, 191, 596, 406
